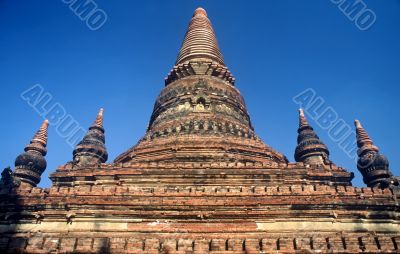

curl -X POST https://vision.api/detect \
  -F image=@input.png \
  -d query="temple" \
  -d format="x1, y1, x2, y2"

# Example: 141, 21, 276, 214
1, 7, 399, 254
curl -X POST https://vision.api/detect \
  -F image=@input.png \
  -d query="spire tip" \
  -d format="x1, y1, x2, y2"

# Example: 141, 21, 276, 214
30, 119, 49, 146
298, 108, 309, 128
299, 108, 305, 117
194, 7, 207, 17
93, 108, 104, 128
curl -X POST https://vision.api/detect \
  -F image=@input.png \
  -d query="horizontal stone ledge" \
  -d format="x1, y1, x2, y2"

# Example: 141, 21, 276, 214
25, 184, 392, 198
51, 167, 347, 176
1, 219, 399, 234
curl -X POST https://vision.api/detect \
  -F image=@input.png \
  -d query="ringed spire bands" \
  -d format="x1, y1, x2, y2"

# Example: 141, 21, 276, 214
175, 7, 225, 66
165, 7, 235, 86
295, 109, 330, 165
354, 120, 398, 188
73, 108, 108, 166
14, 120, 49, 187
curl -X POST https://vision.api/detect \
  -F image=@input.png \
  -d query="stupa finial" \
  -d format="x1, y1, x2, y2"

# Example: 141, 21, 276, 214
92, 108, 104, 129
354, 119, 378, 152
73, 108, 108, 166
194, 7, 207, 17
30, 119, 49, 147
14, 119, 49, 187
175, 7, 224, 66
299, 108, 309, 128
354, 119, 398, 188
164, 7, 235, 86
295, 109, 330, 165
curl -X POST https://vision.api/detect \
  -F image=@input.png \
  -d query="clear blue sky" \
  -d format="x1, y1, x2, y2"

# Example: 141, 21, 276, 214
1, 0, 399, 187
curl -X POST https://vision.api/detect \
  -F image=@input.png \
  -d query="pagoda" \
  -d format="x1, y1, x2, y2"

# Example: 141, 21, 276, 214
1, 8, 399, 254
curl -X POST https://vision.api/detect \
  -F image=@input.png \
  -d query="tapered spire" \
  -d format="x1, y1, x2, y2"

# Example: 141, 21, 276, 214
355, 120, 378, 155
73, 108, 108, 166
28, 119, 49, 153
92, 108, 104, 129
165, 7, 235, 86
299, 108, 309, 128
14, 120, 49, 187
295, 109, 330, 165
176, 7, 224, 65
355, 120, 398, 188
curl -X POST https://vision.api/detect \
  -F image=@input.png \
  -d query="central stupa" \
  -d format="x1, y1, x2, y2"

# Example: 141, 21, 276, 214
115, 8, 287, 165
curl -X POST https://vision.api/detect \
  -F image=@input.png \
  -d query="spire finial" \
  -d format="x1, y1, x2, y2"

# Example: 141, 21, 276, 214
30, 119, 49, 146
14, 120, 49, 187
299, 108, 309, 128
295, 109, 330, 165
164, 7, 235, 86
73, 109, 108, 166
194, 7, 207, 17
354, 119, 361, 128
299, 108, 305, 117
92, 108, 104, 129
354, 119, 398, 188
354, 119, 378, 153
24, 119, 49, 155
175, 7, 224, 65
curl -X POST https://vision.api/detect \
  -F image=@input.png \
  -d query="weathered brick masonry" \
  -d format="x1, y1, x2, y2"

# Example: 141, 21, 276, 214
1, 7, 399, 254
